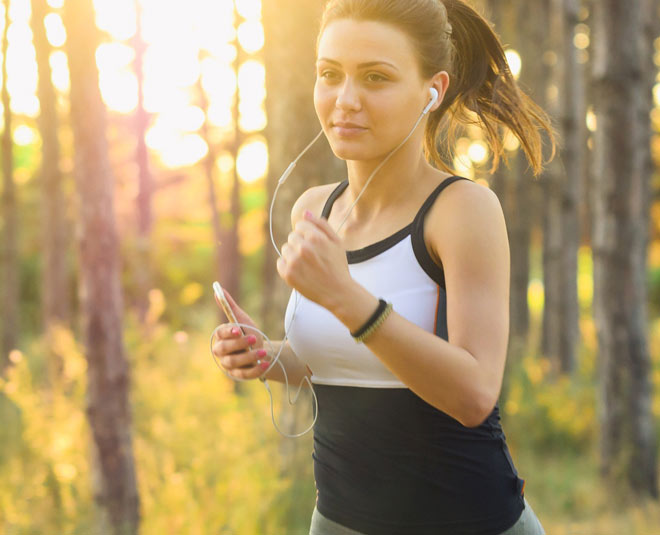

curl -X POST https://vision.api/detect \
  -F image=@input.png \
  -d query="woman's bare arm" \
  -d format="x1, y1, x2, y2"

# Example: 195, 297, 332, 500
262, 340, 312, 385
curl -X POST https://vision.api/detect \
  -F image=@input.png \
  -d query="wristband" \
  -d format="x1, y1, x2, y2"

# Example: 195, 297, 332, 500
351, 298, 393, 343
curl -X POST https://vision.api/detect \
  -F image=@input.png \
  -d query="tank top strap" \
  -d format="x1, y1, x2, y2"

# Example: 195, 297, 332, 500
321, 179, 349, 219
413, 175, 471, 224
411, 175, 472, 288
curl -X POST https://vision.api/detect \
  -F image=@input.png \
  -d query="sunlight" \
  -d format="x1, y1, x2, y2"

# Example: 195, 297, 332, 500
207, 103, 232, 128
503, 128, 520, 151
44, 13, 66, 47
159, 133, 208, 169
96, 42, 135, 69
237, 59, 267, 132
217, 151, 235, 174
236, 137, 268, 183
99, 69, 138, 113
49, 50, 70, 92
239, 105, 267, 132
8, 0, 30, 22
156, 106, 206, 133
201, 58, 236, 102
142, 83, 190, 115
586, 107, 597, 132
95, 43, 137, 112
14, 124, 37, 145
467, 141, 489, 164
0, 0, 266, 171
236, 0, 261, 19
93, 0, 136, 41
5, 19, 39, 116
144, 43, 200, 89
505, 49, 521, 80
237, 60, 265, 102
237, 20, 264, 54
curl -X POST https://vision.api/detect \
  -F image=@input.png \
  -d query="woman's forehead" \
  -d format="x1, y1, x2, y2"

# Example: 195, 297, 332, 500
317, 19, 417, 70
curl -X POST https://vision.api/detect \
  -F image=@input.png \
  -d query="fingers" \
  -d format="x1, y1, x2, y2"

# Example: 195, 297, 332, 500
213, 329, 260, 355
212, 323, 243, 342
292, 220, 328, 244
303, 209, 340, 242
212, 325, 270, 380
219, 346, 268, 371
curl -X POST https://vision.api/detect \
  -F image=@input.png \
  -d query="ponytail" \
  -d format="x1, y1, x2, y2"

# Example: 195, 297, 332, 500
431, 0, 557, 176
318, 0, 558, 176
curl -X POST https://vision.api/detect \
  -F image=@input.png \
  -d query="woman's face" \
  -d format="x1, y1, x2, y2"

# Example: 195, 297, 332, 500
314, 19, 440, 162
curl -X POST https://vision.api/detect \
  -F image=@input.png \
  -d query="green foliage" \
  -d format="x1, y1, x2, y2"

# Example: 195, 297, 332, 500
0, 304, 316, 534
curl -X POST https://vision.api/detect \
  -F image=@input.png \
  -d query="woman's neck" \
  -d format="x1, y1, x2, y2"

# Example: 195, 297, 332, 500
342, 146, 434, 223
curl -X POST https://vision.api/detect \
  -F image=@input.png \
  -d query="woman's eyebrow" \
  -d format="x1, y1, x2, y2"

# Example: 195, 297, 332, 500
316, 57, 399, 71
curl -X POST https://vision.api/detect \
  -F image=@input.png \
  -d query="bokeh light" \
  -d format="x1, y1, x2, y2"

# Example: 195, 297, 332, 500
44, 13, 66, 47
236, 137, 268, 183
505, 49, 521, 80
1, 0, 266, 172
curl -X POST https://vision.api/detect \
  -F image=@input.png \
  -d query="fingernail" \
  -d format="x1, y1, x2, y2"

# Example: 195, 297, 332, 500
260, 361, 270, 370
247, 335, 257, 344
231, 327, 240, 336
257, 349, 267, 357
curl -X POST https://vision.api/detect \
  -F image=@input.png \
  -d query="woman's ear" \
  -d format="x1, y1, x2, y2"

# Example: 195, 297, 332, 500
430, 71, 450, 111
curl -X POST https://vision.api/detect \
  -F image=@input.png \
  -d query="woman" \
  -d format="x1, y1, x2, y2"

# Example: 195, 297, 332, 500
213, 0, 556, 533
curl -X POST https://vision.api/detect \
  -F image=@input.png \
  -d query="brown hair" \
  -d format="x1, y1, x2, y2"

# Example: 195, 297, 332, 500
316, 0, 557, 176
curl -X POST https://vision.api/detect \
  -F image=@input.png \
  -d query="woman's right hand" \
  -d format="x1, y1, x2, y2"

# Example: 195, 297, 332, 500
212, 289, 271, 380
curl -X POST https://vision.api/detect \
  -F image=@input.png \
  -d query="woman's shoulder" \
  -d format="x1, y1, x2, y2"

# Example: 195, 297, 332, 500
290, 181, 344, 228
428, 174, 499, 221
424, 176, 506, 265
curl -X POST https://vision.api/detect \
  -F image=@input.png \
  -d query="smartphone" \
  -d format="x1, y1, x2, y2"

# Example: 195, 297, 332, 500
213, 281, 241, 330
213, 282, 253, 368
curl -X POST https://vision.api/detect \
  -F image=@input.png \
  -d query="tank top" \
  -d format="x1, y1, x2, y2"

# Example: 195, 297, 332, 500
284, 176, 526, 535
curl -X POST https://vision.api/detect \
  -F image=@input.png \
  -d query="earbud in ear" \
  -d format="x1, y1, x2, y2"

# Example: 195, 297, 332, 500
422, 88, 439, 115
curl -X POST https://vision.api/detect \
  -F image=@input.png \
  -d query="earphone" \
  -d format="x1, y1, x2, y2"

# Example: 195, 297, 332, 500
212, 86, 440, 438
423, 87, 439, 115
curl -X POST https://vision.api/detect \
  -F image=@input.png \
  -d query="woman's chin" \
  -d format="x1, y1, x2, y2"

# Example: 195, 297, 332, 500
329, 142, 371, 161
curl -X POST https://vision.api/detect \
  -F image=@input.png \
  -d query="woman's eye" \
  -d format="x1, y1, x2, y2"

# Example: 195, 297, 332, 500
366, 73, 386, 82
319, 71, 338, 80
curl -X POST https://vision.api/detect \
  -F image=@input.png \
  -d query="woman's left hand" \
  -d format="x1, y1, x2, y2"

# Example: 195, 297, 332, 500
276, 209, 353, 310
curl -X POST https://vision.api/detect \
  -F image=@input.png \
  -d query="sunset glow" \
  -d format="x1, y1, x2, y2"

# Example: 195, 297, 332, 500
1, 0, 266, 181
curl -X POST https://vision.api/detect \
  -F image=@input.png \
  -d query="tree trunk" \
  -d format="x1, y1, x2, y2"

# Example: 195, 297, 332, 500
1, 0, 19, 372
261, 0, 345, 337
591, 0, 658, 500
133, 0, 153, 322
221, 0, 243, 303
62, 0, 141, 532
509, 0, 551, 346
31, 0, 71, 385
541, 0, 581, 375
557, 0, 582, 374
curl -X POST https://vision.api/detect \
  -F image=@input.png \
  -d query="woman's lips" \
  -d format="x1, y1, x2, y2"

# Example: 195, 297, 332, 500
332, 123, 367, 136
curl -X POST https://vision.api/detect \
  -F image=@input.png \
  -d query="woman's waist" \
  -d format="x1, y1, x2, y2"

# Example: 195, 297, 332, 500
312, 384, 506, 448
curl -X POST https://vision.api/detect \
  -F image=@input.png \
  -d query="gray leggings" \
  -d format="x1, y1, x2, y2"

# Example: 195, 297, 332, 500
309, 498, 546, 535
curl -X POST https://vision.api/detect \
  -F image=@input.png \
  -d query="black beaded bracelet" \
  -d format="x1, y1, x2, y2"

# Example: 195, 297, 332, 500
350, 298, 389, 341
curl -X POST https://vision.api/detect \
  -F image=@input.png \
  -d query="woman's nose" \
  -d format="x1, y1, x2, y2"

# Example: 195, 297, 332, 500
335, 79, 361, 111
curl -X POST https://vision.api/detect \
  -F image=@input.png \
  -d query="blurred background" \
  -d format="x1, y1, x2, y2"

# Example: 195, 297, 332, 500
0, 0, 659, 533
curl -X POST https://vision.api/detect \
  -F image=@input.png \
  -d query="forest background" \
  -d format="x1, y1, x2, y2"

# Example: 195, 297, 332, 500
1, 0, 660, 534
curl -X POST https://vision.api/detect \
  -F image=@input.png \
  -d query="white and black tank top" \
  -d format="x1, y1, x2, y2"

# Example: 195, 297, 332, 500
284, 176, 526, 535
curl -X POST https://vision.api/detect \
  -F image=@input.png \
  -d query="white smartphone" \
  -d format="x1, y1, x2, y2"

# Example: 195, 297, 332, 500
213, 281, 242, 329
213, 281, 258, 370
